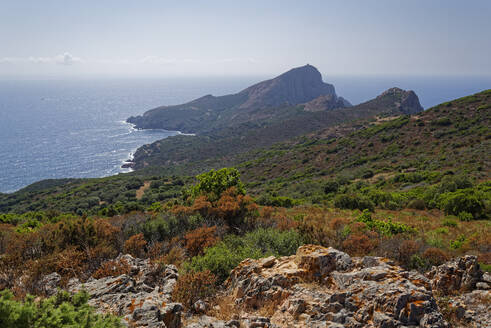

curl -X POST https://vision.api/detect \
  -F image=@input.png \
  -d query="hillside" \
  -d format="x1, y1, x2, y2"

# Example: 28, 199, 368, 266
0, 91, 489, 328
129, 87, 423, 172
127, 65, 351, 133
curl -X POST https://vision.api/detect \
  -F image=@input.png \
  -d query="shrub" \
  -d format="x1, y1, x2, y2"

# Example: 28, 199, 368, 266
190, 168, 245, 201
184, 228, 303, 282
357, 210, 414, 236
123, 233, 147, 258
184, 226, 219, 257
324, 180, 339, 194
342, 232, 379, 256
442, 218, 458, 228
172, 270, 216, 309
450, 235, 466, 249
458, 211, 473, 222
334, 194, 375, 211
398, 240, 420, 267
93, 258, 131, 279
407, 199, 426, 210
423, 248, 449, 266
0, 289, 122, 327
440, 190, 485, 219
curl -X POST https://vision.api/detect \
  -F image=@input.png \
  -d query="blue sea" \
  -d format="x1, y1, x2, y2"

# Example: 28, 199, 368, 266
0, 75, 490, 193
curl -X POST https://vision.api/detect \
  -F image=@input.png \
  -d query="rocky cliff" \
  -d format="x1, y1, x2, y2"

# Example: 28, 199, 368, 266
43, 245, 490, 328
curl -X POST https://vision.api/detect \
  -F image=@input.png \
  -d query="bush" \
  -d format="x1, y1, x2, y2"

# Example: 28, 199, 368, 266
0, 290, 122, 327
423, 248, 449, 266
440, 190, 485, 219
324, 180, 339, 194
172, 270, 216, 309
442, 218, 458, 227
342, 232, 378, 256
334, 194, 375, 211
407, 199, 426, 210
184, 228, 304, 282
190, 168, 245, 201
184, 226, 219, 257
123, 233, 147, 258
357, 210, 414, 236
92, 258, 131, 279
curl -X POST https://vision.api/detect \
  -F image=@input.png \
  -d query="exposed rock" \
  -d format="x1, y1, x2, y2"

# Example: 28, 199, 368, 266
304, 94, 352, 112
426, 255, 483, 295
67, 254, 181, 328
225, 245, 448, 327
192, 300, 209, 314
377, 87, 424, 114
442, 289, 491, 328
238, 64, 338, 110
38, 272, 61, 296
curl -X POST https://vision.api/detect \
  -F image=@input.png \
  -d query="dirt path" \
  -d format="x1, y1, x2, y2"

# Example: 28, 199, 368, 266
136, 181, 151, 200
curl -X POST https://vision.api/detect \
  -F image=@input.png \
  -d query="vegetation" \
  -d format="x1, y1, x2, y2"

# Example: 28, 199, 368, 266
0, 290, 121, 327
0, 90, 489, 324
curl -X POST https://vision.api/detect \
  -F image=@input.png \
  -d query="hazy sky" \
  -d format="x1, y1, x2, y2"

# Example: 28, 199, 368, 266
1, 0, 490, 78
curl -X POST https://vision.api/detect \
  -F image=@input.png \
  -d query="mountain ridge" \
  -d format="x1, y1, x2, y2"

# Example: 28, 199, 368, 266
127, 65, 351, 133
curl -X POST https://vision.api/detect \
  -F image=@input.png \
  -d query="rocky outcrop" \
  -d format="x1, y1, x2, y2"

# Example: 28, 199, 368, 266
238, 64, 338, 110
38, 247, 490, 328
67, 254, 182, 328
225, 245, 448, 327
303, 94, 352, 112
426, 255, 483, 295
377, 87, 424, 114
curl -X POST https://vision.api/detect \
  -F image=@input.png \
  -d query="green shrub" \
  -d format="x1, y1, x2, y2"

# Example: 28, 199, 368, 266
324, 180, 339, 194
450, 234, 466, 249
458, 211, 474, 222
183, 228, 304, 282
357, 210, 414, 236
0, 290, 122, 328
189, 168, 245, 201
440, 189, 485, 219
334, 194, 375, 211
442, 218, 458, 227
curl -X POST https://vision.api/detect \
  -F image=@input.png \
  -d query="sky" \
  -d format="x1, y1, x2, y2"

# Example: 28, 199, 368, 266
1, 0, 490, 78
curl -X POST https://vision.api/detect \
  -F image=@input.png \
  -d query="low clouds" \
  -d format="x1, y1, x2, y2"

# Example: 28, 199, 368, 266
0, 52, 82, 65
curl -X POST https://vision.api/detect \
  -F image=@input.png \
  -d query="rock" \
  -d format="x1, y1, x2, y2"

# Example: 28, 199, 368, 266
38, 272, 61, 296
224, 245, 448, 327
192, 300, 208, 314
67, 254, 181, 328
427, 255, 483, 294
441, 290, 491, 328
482, 272, 491, 283
304, 94, 352, 112
476, 282, 490, 290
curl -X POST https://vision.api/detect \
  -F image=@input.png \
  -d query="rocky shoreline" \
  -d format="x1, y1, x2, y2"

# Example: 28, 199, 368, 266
40, 245, 490, 328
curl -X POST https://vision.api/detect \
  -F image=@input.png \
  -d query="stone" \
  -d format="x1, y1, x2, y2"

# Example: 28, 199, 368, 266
38, 272, 61, 296
427, 255, 483, 294
66, 254, 181, 328
224, 245, 447, 327
192, 300, 208, 314
476, 281, 490, 290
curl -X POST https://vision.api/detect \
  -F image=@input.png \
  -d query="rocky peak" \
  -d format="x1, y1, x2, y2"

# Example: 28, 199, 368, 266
378, 87, 424, 114
238, 64, 340, 110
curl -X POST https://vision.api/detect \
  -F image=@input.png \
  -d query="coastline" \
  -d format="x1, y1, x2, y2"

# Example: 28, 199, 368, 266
119, 121, 187, 172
